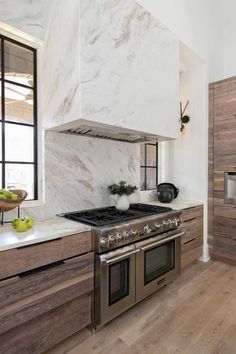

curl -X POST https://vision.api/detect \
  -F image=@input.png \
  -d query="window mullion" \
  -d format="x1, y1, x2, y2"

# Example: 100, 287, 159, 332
1, 38, 5, 188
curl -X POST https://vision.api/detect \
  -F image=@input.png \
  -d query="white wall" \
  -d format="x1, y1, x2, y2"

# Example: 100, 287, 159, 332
137, 0, 223, 82
217, 0, 236, 80
170, 63, 206, 202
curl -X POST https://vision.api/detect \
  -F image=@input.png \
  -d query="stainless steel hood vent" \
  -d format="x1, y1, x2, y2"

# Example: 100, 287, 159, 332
49, 119, 171, 144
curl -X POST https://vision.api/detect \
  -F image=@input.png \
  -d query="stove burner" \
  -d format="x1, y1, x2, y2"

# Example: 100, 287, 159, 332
62, 203, 172, 227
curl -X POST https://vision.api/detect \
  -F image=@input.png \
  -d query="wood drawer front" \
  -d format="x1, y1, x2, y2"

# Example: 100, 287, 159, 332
181, 217, 203, 245
0, 252, 94, 335
0, 294, 91, 354
214, 216, 236, 240
181, 246, 203, 270
214, 205, 236, 218
212, 236, 236, 254
181, 205, 203, 222
181, 237, 202, 255
0, 231, 92, 280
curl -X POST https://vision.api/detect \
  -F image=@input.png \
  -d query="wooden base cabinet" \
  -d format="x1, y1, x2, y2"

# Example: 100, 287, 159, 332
0, 232, 94, 354
181, 205, 203, 270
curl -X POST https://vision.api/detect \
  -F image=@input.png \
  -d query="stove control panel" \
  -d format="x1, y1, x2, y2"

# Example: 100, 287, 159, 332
99, 216, 181, 249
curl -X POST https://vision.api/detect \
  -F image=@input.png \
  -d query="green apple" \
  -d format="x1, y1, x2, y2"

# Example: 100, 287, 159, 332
16, 221, 28, 233
10, 193, 18, 201
26, 217, 34, 229
3, 190, 12, 199
0, 194, 7, 199
11, 218, 20, 229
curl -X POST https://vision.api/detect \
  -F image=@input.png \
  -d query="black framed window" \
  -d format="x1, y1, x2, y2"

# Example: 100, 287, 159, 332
0, 35, 37, 200
140, 143, 158, 190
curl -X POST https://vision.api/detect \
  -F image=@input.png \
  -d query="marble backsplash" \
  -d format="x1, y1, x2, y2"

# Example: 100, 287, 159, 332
18, 131, 140, 220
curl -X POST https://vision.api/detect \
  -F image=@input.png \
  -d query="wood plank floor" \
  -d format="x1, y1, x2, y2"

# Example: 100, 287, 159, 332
46, 260, 236, 354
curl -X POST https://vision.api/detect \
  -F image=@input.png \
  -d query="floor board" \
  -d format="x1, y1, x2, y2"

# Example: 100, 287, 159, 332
46, 260, 236, 354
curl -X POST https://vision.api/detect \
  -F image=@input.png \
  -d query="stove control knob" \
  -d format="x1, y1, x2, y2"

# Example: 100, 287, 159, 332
129, 229, 138, 240
167, 219, 173, 226
100, 237, 109, 248
154, 222, 161, 229
108, 234, 116, 246
144, 224, 152, 234
123, 231, 131, 241
174, 218, 181, 226
162, 221, 168, 227
171, 218, 176, 226
116, 232, 123, 244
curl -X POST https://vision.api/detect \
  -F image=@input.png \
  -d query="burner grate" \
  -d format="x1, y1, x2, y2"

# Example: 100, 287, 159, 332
62, 203, 172, 227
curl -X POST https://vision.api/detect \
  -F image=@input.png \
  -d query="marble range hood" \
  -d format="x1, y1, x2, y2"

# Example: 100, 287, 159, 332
44, 0, 179, 143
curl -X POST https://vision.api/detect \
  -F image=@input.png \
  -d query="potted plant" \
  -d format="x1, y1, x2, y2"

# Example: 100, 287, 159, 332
108, 181, 138, 211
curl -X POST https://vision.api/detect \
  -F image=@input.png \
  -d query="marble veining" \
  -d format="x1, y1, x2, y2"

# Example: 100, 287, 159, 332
0, 0, 53, 39
43, 0, 179, 139
12, 131, 140, 220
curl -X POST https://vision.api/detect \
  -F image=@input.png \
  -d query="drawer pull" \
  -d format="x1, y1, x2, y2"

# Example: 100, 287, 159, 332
19, 260, 65, 277
184, 217, 197, 223
184, 237, 196, 245
0, 276, 20, 285
17, 238, 62, 250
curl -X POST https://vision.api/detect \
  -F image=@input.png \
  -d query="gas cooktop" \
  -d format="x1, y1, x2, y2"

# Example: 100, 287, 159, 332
60, 203, 172, 227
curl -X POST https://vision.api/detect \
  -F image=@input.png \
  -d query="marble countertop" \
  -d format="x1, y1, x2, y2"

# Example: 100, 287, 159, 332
0, 216, 91, 252
146, 199, 204, 210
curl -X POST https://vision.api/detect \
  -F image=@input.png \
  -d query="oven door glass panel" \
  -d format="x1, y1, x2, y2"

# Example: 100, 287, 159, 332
109, 259, 129, 305
144, 240, 175, 285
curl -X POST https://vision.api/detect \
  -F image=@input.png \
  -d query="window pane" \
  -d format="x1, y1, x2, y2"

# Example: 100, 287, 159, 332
146, 168, 156, 189
6, 163, 34, 199
0, 80, 2, 118
5, 123, 34, 162
0, 164, 2, 188
5, 82, 34, 124
146, 144, 156, 166
140, 144, 145, 166
0, 123, 2, 161
4, 41, 33, 87
140, 167, 145, 190
0, 39, 1, 78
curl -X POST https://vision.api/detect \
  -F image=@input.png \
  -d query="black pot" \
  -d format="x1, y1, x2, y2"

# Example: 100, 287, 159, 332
156, 183, 179, 203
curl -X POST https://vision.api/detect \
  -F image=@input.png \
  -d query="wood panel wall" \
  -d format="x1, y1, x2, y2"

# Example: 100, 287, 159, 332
208, 76, 236, 266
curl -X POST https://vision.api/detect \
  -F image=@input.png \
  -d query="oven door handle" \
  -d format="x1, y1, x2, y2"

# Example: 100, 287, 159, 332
140, 231, 185, 252
103, 249, 141, 265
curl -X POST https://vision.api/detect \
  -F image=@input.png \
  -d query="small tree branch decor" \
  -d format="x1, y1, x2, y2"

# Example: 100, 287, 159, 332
108, 181, 137, 196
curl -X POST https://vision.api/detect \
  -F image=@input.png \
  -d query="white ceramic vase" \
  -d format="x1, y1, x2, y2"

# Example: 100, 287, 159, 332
114, 195, 130, 211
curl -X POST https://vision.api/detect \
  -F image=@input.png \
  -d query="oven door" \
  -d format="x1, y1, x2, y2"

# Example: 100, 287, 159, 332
136, 230, 184, 302
95, 245, 138, 327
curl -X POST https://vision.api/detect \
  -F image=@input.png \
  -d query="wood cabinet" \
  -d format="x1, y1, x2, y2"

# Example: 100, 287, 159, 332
181, 205, 203, 270
0, 232, 94, 354
209, 76, 236, 265
213, 77, 236, 170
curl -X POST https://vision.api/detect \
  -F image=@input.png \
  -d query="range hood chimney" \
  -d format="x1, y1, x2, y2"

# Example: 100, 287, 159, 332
50, 119, 170, 144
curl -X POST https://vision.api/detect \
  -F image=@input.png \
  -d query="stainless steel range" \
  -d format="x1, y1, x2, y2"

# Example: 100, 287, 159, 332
62, 203, 184, 328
